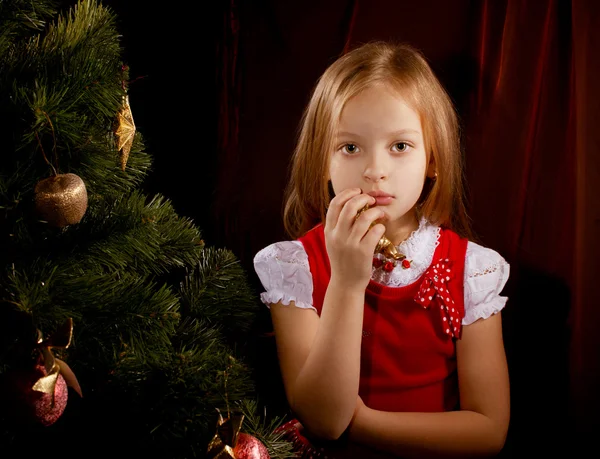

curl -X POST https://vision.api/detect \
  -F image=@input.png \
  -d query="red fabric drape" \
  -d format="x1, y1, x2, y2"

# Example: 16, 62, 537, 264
468, 0, 600, 449
570, 0, 600, 444
215, 0, 600, 454
465, 0, 600, 452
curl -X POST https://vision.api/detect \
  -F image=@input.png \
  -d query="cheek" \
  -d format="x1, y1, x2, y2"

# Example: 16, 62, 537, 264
395, 159, 427, 195
328, 158, 352, 191
396, 156, 426, 177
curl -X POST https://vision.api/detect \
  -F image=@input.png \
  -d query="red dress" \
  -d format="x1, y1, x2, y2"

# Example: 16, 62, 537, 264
275, 224, 468, 458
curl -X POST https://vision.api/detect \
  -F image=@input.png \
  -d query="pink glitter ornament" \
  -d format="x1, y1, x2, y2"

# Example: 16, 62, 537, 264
28, 364, 69, 426
9, 364, 69, 426
4, 318, 81, 426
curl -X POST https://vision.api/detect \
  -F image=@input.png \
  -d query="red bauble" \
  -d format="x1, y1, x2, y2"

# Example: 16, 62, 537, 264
9, 364, 68, 426
233, 433, 270, 459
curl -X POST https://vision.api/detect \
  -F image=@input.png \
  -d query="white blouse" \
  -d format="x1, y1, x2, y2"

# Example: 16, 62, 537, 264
253, 218, 510, 326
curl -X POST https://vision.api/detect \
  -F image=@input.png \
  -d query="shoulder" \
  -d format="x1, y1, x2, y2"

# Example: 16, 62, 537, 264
464, 241, 510, 284
253, 241, 315, 310
253, 240, 308, 266
462, 241, 510, 325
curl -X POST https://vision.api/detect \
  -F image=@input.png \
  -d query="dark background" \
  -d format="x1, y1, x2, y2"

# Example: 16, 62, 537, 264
102, 1, 600, 457
100, 1, 221, 238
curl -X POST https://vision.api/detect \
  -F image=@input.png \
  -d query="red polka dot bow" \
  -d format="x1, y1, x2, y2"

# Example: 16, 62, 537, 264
414, 258, 462, 339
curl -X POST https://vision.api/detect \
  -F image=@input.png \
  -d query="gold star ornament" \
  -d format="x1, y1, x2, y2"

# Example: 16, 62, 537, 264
114, 95, 136, 170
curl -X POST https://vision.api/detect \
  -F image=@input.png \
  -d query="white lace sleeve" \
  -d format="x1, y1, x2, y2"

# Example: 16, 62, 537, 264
463, 241, 510, 326
253, 241, 316, 312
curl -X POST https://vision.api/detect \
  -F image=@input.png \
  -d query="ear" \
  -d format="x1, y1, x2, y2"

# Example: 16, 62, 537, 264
426, 152, 437, 179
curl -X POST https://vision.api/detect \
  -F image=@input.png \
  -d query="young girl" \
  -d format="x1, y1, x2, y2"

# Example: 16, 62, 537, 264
253, 41, 510, 458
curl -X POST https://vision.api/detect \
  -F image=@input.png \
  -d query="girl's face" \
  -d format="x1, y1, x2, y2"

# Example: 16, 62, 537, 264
329, 83, 430, 233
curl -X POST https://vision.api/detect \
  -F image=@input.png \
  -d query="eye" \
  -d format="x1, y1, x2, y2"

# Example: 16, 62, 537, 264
393, 142, 410, 152
342, 143, 359, 154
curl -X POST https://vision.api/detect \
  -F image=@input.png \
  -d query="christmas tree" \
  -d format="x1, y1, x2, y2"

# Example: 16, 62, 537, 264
0, 1, 292, 457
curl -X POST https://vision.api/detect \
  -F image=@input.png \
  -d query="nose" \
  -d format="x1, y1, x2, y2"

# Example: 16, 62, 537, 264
363, 153, 388, 182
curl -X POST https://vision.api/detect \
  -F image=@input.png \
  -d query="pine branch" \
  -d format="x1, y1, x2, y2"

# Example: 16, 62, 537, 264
105, 317, 256, 458
79, 133, 151, 195
237, 398, 296, 459
2, 261, 181, 369
180, 247, 261, 340
4, 1, 125, 158
0, 0, 59, 60
2, 190, 204, 282
74, 192, 204, 276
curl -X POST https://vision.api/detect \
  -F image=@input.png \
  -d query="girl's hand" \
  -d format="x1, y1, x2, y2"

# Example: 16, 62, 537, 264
324, 188, 386, 291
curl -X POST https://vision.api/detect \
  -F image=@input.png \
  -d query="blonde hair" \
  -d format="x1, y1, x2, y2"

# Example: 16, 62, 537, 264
283, 41, 473, 240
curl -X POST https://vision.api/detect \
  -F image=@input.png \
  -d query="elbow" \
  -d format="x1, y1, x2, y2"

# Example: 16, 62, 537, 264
300, 418, 349, 442
491, 426, 509, 456
482, 436, 507, 458
483, 420, 509, 457
315, 418, 351, 441
493, 413, 510, 454
289, 396, 353, 441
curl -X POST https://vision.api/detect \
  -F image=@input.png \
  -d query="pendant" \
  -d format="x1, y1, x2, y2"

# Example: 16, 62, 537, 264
356, 204, 412, 271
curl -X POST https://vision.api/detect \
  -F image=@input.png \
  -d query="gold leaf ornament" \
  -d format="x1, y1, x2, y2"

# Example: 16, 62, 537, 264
114, 95, 136, 170
33, 318, 83, 400
206, 410, 245, 459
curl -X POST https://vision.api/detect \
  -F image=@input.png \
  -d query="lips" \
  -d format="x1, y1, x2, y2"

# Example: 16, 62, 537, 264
366, 190, 394, 206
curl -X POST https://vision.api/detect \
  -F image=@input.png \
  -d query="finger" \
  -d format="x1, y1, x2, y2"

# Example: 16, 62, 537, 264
325, 188, 363, 230
350, 206, 386, 242
361, 223, 386, 249
337, 193, 376, 232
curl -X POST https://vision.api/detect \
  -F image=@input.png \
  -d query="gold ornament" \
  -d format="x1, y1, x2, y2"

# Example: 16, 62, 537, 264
34, 173, 88, 227
114, 95, 136, 171
207, 362, 270, 459
356, 204, 406, 261
207, 410, 245, 459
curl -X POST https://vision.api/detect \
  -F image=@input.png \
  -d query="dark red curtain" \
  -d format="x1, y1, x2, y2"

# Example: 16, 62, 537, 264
214, 0, 600, 455
464, 0, 599, 454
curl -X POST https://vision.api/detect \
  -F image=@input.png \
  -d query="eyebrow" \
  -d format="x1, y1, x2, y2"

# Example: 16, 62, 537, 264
337, 128, 422, 138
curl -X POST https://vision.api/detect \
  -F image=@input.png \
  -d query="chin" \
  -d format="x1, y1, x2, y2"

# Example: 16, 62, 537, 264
391, 208, 419, 223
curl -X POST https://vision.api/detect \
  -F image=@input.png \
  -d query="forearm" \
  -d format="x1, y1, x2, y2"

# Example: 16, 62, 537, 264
292, 280, 364, 439
348, 407, 507, 458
